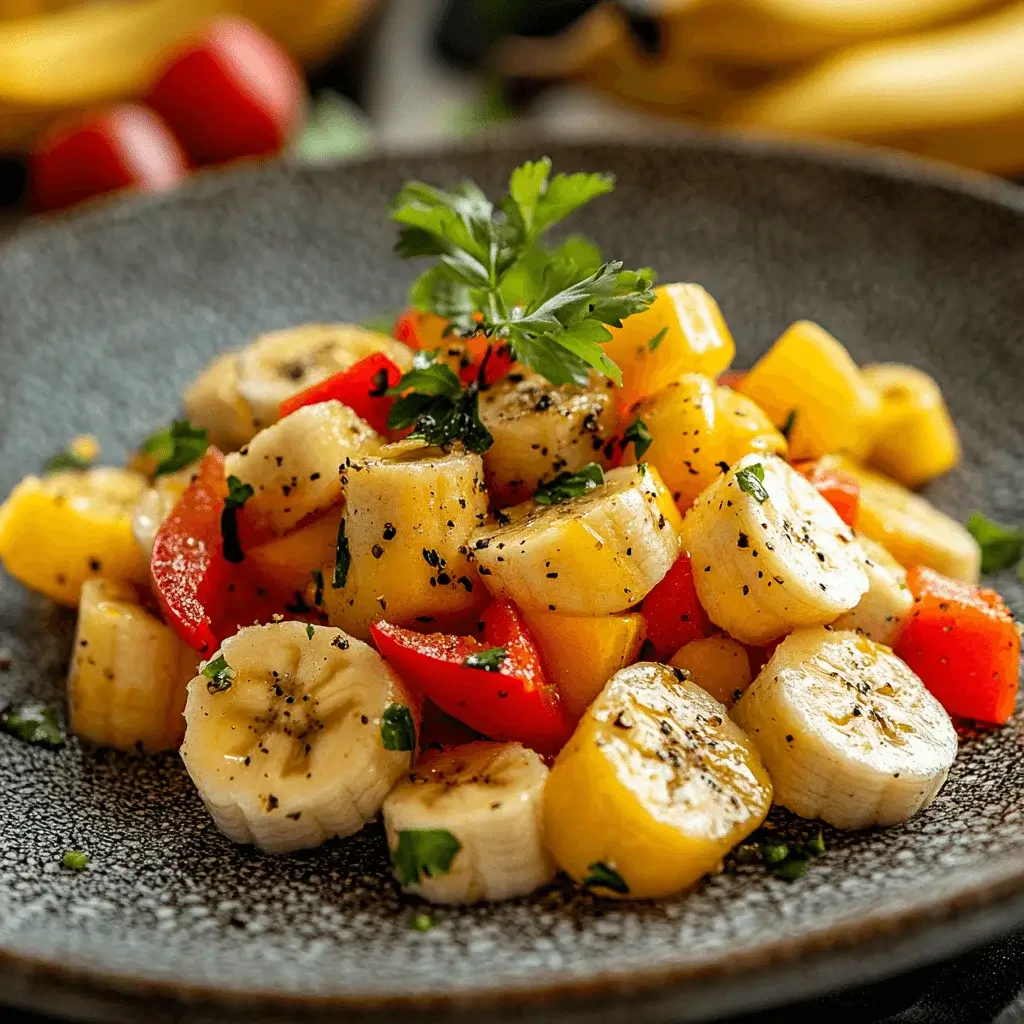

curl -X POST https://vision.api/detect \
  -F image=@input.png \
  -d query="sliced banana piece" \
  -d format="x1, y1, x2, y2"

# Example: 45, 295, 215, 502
181, 621, 416, 854
544, 662, 773, 899
383, 741, 555, 904
321, 440, 488, 640
183, 324, 414, 451
472, 465, 683, 617
478, 370, 618, 506
682, 454, 869, 645
832, 534, 913, 646
732, 627, 958, 830
69, 579, 200, 751
224, 400, 381, 535
131, 467, 194, 558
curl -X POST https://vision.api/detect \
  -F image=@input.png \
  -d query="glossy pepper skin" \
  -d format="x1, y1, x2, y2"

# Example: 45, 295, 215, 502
640, 552, 711, 661
371, 601, 573, 755
794, 458, 861, 528
895, 566, 1021, 725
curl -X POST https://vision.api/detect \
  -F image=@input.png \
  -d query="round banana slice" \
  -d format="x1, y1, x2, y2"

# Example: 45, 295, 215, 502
225, 400, 381, 535
181, 621, 417, 854
383, 741, 555, 904
182, 352, 256, 454
544, 662, 773, 899
732, 627, 958, 830
472, 465, 684, 617
682, 453, 869, 645
478, 370, 618, 506
832, 534, 913, 646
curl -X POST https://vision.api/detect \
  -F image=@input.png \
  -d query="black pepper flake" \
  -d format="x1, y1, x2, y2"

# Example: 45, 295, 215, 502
737, 532, 749, 549
383, 522, 397, 541
372, 544, 385, 559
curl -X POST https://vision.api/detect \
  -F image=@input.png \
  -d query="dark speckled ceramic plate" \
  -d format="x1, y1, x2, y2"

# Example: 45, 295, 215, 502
1, 137, 1023, 1024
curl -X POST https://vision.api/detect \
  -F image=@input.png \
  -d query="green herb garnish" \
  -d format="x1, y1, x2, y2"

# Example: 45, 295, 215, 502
333, 519, 351, 589
778, 409, 798, 442
582, 861, 629, 895
648, 326, 668, 352
142, 420, 208, 477
44, 450, 91, 474
735, 463, 769, 503
311, 569, 325, 606
623, 418, 652, 461
410, 910, 438, 932
62, 850, 89, 871
306, 624, 316, 641
202, 654, 234, 694
533, 463, 605, 506
392, 829, 462, 885
380, 703, 416, 753
462, 647, 509, 672
221, 475, 254, 564
966, 512, 1024, 575
735, 825, 826, 881
0, 703, 64, 748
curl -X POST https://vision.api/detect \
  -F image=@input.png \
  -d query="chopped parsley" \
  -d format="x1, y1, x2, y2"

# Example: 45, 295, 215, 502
311, 569, 325, 606
462, 647, 508, 672
44, 449, 91, 474
778, 409, 798, 442
392, 829, 462, 885
333, 519, 351, 589
409, 910, 438, 932
966, 512, 1024, 575
306, 624, 316, 640
380, 703, 416, 753
142, 420, 209, 477
533, 462, 605, 505
648, 326, 668, 352
62, 850, 89, 871
221, 475, 255, 564
735, 824, 826, 881
623, 418, 652, 461
582, 861, 629, 894
0, 703, 64, 748
202, 653, 234, 694
736, 463, 769, 504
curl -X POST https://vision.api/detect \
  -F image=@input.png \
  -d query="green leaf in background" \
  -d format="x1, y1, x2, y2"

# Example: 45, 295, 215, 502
0, 702, 64, 748
966, 512, 1024, 575
294, 91, 374, 165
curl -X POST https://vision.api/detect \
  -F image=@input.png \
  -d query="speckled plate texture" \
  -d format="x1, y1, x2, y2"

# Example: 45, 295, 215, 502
1, 136, 1023, 1024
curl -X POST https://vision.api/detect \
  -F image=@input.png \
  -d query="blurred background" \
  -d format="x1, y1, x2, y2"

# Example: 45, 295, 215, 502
2, 0, 1023, 217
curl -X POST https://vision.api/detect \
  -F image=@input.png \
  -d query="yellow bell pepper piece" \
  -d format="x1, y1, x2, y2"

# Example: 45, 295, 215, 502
669, 635, 752, 707
603, 283, 736, 403
521, 609, 645, 718
862, 363, 960, 488
543, 662, 772, 899
246, 509, 343, 592
627, 372, 786, 511
738, 321, 880, 461
0, 468, 149, 606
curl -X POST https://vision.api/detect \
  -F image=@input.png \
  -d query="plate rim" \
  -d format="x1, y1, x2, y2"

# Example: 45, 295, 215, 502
2, 129, 1023, 1018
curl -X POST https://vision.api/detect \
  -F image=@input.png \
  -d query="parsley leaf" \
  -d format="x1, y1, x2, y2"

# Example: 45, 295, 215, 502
966, 512, 1024, 575
648, 327, 668, 352
735, 827, 826, 882
582, 861, 629, 894
623, 418, 652, 461
306, 624, 316, 641
62, 850, 89, 871
44, 449, 91, 474
142, 420, 208, 477
202, 654, 234, 694
534, 463, 605, 506
380, 703, 416, 752
736, 463, 769, 503
0, 703, 64, 748
221, 475, 254, 564
462, 647, 509, 672
387, 362, 493, 453
392, 829, 462, 885
410, 910, 438, 932
333, 519, 351, 589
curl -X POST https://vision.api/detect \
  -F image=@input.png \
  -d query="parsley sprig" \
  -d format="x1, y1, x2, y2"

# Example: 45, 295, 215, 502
966, 512, 1024, 579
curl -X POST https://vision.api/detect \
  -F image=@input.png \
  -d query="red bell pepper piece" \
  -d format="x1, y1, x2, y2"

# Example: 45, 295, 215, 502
151, 449, 229, 656
895, 566, 1020, 725
370, 601, 573, 754
394, 309, 512, 387
457, 336, 514, 387
641, 552, 712, 660
719, 370, 746, 390
794, 459, 861, 528
278, 353, 403, 433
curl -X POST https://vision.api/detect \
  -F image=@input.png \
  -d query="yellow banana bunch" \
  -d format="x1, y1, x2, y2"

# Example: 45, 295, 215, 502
0, 0, 377, 150
499, 0, 1024, 175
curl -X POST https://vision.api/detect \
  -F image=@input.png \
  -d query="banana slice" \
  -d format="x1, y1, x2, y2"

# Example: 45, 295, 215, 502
183, 324, 414, 451
544, 662, 773, 899
131, 467, 194, 558
321, 440, 488, 640
732, 628, 958, 830
477, 370, 618, 506
68, 578, 200, 752
180, 621, 416, 854
832, 535, 913, 646
225, 400, 381, 535
832, 457, 981, 584
472, 465, 684, 617
682, 454, 869, 645
382, 741, 555, 904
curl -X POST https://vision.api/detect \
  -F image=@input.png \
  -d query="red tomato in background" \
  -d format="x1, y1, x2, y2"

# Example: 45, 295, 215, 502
146, 15, 305, 167
31, 103, 188, 212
